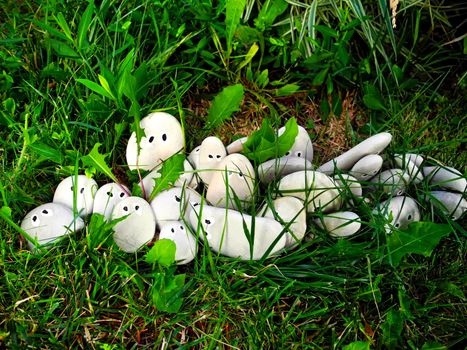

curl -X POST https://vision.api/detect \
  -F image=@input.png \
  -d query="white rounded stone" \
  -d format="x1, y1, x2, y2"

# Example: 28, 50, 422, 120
278, 170, 342, 213
206, 154, 255, 210
394, 155, 423, 184
258, 156, 313, 184
314, 211, 361, 237
126, 112, 184, 171
197, 136, 227, 185
395, 153, 424, 167
370, 169, 410, 196
349, 154, 383, 181
334, 174, 363, 198
21, 203, 84, 250
260, 197, 307, 247
374, 196, 420, 231
278, 125, 314, 162
423, 166, 466, 193
111, 197, 156, 253
189, 204, 287, 260
158, 221, 197, 265
92, 183, 130, 220
226, 136, 248, 154
427, 191, 467, 221
150, 187, 202, 227
53, 175, 98, 217
317, 132, 392, 174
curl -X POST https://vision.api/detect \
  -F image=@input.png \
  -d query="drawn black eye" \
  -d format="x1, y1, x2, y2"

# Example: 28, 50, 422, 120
407, 214, 412, 220
32, 216, 37, 222
148, 136, 154, 143
395, 222, 400, 228
216, 155, 221, 159
180, 226, 184, 230
120, 192, 125, 198
80, 187, 85, 194
107, 191, 114, 197
42, 210, 48, 214
123, 206, 128, 212
297, 152, 302, 157
238, 172, 243, 178
70, 186, 74, 191
135, 205, 140, 210
175, 195, 181, 203
195, 148, 200, 153
171, 228, 175, 233
205, 219, 211, 225
162, 134, 167, 141
362, 174, 368, 178
208, 154, 213, 159
193, 203, 200, 207
285, 151, 290, 156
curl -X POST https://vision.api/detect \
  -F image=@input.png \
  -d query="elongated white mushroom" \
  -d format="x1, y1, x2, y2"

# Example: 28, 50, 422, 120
423, 166, 466, 193
197, 136, 227, 185
158, 221, 197, 265
314, 211, 361, 238
374, 196, 420, 232
258, 156, 313, 184
53, 175, 98, 217
92, 183, 130, 220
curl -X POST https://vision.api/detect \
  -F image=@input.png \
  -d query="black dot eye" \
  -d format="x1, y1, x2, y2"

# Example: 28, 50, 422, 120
216, 155, 221, 159
123, 206, 128, 211
193, 203, 199, 207
195, 148, 200, 153
32, 216, 37, 222
107, 191, 114, 197
120, 192, 125, 198
175, 195, 181, 203
407, 215, 412, 220
395, 222, 400, 228
297, 152, 302, 157
135, 205, 140, 210
70, 186, 74, 191
148, 136, 154, 143
180, 226, 184, 230
208, 154, 213, 159
238, 172, 243, 177
42, 210, 48, 214
362, 174, 368, 178
162, 134, 167, 141
205, 219, 211, 225
171, 228, 175, 233
80, 187, 85, 194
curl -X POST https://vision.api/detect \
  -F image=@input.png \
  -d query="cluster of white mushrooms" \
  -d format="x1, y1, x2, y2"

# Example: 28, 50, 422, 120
21, 112, 466, 264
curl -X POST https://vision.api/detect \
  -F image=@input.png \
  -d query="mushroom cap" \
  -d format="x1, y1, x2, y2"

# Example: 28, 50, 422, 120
278, 125, 314, 162
427, 191, 467, 221
188, 145, 201, 168
92, 183, 130, 220
226, 136, 249, 154
126, 112, 184, 171
314, 211, 361, 238
21, 203, 84, 250
349, 154, 383, 181
197, 136, 227, 185
395, 153, 424, 168
111, 196, 156, 253
53, 175, 98, 217
394, 155, 423, 184
158, 221, 197, 265
375, 196, 420, 231
334, 174, 363, 198
370, 169, 410, 196
423, 166, 467, 193
258, 156, 313, 184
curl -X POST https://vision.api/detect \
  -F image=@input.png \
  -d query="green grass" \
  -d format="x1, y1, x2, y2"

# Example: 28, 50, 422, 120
1, 0, 466, 348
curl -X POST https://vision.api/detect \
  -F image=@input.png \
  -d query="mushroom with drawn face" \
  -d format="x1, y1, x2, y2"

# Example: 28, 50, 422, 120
314, 211, 361, 238
92, 183, 130, 221
197, 136, 227, 185
278, 125, 314, 162
126, 112, 184, 171
349, 154, 383, 181
374, 196, 421, 232
111, 197, 156, 253
21, 203, 84, 250
426, 191, 467, 221
53, 175, 98, 217
158, 221, 197, 265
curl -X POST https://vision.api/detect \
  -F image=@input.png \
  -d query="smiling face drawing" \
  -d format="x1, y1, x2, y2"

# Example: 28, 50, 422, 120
21, 203, 84, 250
126, 112, 184, 171
53, 175, 98, 217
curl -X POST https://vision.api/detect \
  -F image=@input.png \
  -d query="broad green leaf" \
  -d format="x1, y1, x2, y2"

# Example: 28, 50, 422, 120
381, 309, 403, 350
275, 84, 300, 97
77, 78, 115, 100
148, 154, 185, 201
254, 0, 288, 32
29, 142, 64, 164
54, 13, 73, 42
225, 0, 246, 54
440, 281, 465, 299
312, 67, 329, 86
81, 143, 118, 183
421, 341, 447, 350
98, 74, 116, 100
151, 272, 185, 313
342, 341, 370, 350
243, 117, 298, 163
386, 222, 452, 266
32, 19, 69, 42
314, 25, 338, 38
256, 69, 269, 88
237, 43, 259, 71
78, 2, 95, 50
363, 83, 386, 111
47, 39, 79, 58
206, 84, 244, 129
145, 239, 176, 267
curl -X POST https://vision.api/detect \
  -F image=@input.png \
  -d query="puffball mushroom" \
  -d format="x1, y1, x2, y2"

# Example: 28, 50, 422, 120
334, 174, 363, 198
423, 166, 467, 194
111, 197, 156, 253
197, 136, 227, 185
426, 191, 467, 221
53, 175, 98, 217
394, 155, 423, 184
314, 211, 361, 238
374, 196, 420, 232
258, 156, 313, 184
21, 203, 84, 250
349, 154, 383, 181
206, 154, 255, 210
189, 204, 287, 260
126, 112, 184, 171
158, 221, 197, 265
370, 169, 410, 196
92, 183, 130, 221
278, 125, 314, 162
226, 136, 248, 154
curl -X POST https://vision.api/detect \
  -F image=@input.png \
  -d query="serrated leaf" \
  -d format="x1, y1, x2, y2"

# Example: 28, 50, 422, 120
243, 117, 298, 163
77, 78, 115, 100
206, 84, 244, 129
386, 222, 452, 267
145, 239, 176, 267
148, 154, 185, 201
81, 143, 118, 183
29, 142, 64, 164
225, 0, 246, 54
381, 309, 403, 350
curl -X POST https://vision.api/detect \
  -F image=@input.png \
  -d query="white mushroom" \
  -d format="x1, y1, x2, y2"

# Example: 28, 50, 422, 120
92, 183, 130, 220
426, 191, 467, 221
226, 136, 249, 154
53, 175, 98, 217
349, 154, 383, 181
374, 196, 420, 232
206, 154, 255, 210
21, 203, 84, 250
197, 136, 227, 185
111, 197, 156, 253
258, 156, 313, 184
260, 197, 307, 247
278, 125, 314, 162
334, 174, 363, 198
395, 153, 424, 167
126, 112, 184, 171
158, 221, 197, 265
188, 145, 201, 168
317, 132, 392, 174
423, 166, 466, 193
370, 169, 410, 196
278, 170, 342, 213
314, 211, 361, 238
189, 204, 287, 260
394, 155, 423, 184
